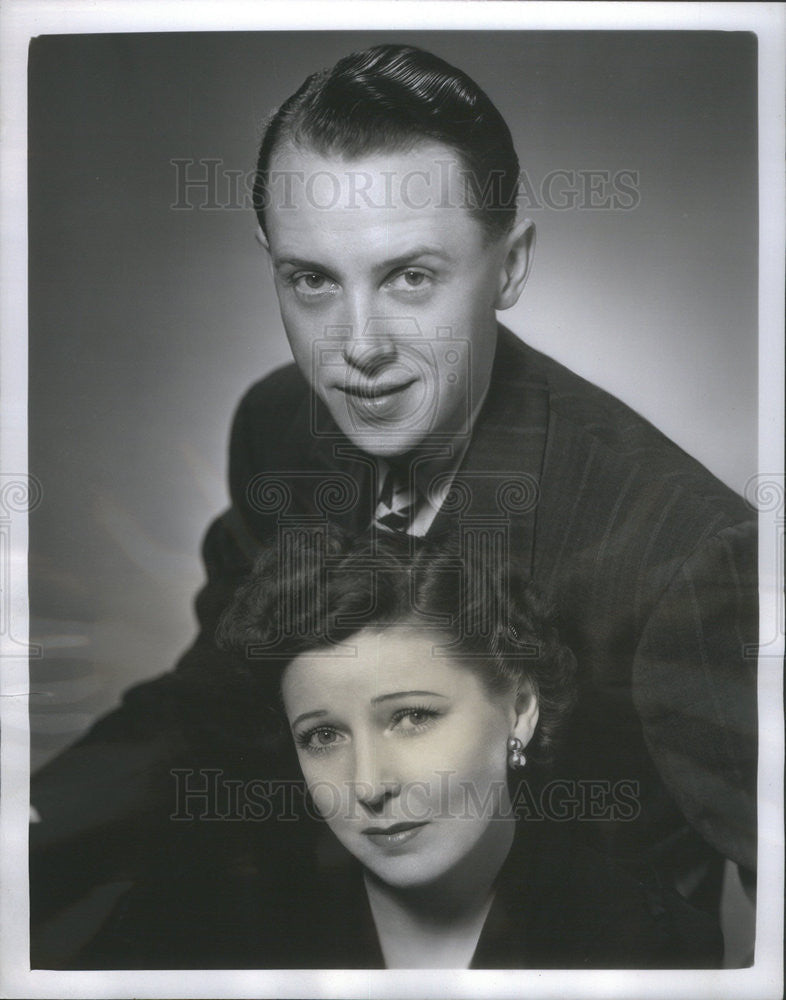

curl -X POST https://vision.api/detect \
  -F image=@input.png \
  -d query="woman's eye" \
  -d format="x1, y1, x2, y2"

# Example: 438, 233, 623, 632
292, 273, 336, 296
297, 726, 343, 752
387, 269, 432, 291
391, 707, 440, 733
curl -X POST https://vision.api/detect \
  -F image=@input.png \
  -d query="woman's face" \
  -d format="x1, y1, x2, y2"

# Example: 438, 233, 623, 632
281, 628, 538, 890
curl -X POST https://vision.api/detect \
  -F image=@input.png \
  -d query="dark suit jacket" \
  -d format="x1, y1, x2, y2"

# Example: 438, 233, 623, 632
30, 326, 757, 958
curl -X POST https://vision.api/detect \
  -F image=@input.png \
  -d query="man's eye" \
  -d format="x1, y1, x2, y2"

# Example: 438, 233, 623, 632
387, 269, 432, 291
292, 273, 336, 295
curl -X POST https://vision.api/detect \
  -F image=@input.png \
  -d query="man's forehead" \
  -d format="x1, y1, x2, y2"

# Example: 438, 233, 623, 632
264, 140, 487, 255
268, 139, 464, 187
265, 141, 471, 217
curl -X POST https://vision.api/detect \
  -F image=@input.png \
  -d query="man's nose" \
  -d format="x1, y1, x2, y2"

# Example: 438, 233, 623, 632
340, 299, 398, 374
352, 737, 401, 813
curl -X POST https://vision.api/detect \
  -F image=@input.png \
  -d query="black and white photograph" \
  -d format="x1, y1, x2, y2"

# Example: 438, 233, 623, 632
1, 2, 783, 998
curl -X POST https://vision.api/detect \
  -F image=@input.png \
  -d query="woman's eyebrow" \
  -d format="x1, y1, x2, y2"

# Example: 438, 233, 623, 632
371, 690, 448, 705
291, 691, 448, 727
291, 709, 328, 728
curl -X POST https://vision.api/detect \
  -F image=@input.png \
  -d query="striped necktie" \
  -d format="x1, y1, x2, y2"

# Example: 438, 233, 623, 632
374, 466, 419, 534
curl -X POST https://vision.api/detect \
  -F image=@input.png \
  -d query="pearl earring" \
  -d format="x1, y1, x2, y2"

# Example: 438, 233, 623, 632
507, 736, 527, 769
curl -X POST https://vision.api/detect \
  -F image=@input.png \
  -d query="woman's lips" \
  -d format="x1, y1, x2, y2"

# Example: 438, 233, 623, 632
362, 821, 429, 847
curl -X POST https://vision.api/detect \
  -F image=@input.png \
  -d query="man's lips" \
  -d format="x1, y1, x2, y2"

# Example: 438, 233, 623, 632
337, 378, 416, 400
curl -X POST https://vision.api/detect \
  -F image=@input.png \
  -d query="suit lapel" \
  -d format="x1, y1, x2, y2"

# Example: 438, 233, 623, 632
430, 325, 550, 576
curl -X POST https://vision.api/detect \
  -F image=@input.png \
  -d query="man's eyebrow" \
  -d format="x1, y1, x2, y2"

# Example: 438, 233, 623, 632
273, 255, 330, 273
273, 246, 456, 273
378, 246, 456, 270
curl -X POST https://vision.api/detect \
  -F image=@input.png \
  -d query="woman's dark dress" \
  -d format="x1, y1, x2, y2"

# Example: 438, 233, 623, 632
45, 815, 722, 970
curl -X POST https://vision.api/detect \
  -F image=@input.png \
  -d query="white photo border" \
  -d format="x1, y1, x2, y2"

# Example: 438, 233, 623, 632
2, 2, 783, 998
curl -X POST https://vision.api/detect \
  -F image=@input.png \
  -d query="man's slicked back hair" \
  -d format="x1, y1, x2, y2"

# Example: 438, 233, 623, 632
253, 44, 520, 240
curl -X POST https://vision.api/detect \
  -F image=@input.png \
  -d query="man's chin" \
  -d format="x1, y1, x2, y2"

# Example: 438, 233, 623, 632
337, 424, 430, 459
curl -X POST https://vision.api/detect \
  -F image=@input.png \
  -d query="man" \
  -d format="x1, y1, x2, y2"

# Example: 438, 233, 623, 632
31, 43, 757, 963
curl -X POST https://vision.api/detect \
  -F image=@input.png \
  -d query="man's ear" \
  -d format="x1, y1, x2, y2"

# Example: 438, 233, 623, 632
510, 679, 539, 750
256, 224, 276, 282
495, 219, 535, 311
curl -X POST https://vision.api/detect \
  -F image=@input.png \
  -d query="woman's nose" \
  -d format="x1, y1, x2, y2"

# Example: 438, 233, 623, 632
352, 738, 401, 812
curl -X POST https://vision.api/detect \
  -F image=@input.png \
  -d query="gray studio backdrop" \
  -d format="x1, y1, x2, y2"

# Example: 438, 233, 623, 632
28, 30, 758, 770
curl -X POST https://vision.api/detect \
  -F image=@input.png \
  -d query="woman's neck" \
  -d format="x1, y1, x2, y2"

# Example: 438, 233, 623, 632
363, 815, 516, 968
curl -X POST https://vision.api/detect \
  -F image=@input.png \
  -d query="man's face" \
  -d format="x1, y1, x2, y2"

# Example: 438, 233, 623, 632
262, 142, 514, 457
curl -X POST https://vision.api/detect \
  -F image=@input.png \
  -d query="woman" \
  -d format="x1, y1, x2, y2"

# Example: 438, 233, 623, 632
218, 529, 577, 969
69, 531, 722, 969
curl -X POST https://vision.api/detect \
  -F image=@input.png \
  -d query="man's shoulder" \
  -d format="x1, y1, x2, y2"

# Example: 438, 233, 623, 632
227, 362, 313, 484
498, 325, 699, 460
516, 821, 723, 968
496, 326, 748, 521
234, 361, 309, 423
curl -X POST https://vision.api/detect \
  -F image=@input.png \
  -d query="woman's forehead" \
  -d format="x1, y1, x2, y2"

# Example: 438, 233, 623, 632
281, 628, 484, 708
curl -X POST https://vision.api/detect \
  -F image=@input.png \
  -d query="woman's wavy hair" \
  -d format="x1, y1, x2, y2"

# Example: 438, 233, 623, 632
217, 529, 576, 771
253, 43, 520, 241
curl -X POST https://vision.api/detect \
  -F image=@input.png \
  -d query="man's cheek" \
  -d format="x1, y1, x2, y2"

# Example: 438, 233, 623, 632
282, 326, 318, 381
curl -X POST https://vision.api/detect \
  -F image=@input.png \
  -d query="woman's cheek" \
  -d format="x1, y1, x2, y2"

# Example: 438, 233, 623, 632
304, 777, 345, 823
456, 742, 507, 792
300, 757, 348, 817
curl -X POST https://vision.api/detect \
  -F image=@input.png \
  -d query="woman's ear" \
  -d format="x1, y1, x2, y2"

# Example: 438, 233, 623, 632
495, 218, 536, 311
510, 679, 539, 749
